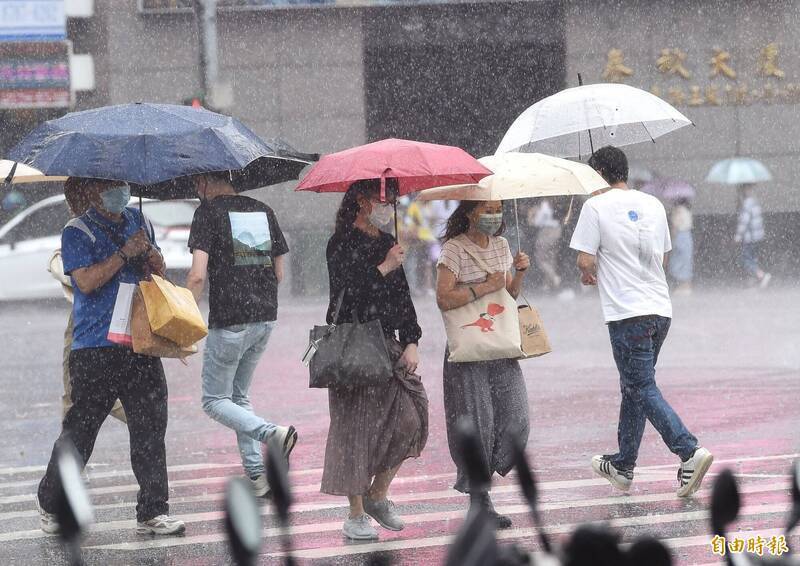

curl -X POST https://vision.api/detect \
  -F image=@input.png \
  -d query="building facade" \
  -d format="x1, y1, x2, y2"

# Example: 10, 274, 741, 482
4, 0, 799, 289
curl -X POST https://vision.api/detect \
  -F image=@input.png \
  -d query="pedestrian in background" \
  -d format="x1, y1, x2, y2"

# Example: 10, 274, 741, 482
37, 177, 184, 536
735, 184, 771, 288
571, 146, 713, 499
436, 199, 530, 529
185, 171, 298, 498
49, 179, 126, 424
322, 179, 428, 541
668, 198, 694, 295
403, 197, 437, 295
529, 198, 563, 291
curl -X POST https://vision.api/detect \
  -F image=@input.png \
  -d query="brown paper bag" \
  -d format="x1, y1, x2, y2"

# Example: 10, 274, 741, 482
132, 289, 198, 359
139, 275, 208, 347
518, 304, 552, 358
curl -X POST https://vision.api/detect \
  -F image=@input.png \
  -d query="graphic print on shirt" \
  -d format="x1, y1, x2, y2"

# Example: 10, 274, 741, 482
629, 208, 657, 281
229, 211, 273, 267
462, 303, 505, 332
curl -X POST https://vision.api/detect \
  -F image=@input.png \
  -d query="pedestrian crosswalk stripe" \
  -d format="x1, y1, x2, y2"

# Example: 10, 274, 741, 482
79, 482, 789, 552
263, 508, 790, 560
0, 462, 322, 491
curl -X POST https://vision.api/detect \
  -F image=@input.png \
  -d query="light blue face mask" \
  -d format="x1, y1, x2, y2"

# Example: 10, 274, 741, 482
100, 184, 131, 214
476, 212, 503, 236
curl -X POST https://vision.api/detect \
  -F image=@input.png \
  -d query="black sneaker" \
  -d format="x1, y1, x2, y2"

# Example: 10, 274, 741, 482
469, 492, 512, 530
592, 455, 634, 492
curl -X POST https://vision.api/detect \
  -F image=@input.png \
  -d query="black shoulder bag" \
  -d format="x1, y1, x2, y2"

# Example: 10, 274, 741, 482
305, 289, 394, 389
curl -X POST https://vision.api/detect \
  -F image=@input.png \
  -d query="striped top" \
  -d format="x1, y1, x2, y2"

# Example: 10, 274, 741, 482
438, 234, 513, 284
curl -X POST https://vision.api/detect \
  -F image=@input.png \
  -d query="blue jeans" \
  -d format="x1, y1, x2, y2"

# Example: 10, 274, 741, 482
202, 321, 277, 478
607, 316, 697, 471
741, 242, 762, 277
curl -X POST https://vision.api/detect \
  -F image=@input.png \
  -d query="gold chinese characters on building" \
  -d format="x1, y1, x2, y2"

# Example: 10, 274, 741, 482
598, 44, 794, 106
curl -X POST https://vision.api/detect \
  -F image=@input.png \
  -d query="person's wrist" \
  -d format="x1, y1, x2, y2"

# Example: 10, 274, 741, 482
116, 249, 129, 263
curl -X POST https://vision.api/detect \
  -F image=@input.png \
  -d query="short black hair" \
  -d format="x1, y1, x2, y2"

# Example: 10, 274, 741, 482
588, 146, 628, 185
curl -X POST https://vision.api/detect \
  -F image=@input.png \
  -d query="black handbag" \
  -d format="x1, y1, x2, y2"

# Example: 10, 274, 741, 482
306, 289, 394, 389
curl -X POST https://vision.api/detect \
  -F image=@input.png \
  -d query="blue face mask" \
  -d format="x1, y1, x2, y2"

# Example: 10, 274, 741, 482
476, 213, 503, 236
100, 184, 131, 214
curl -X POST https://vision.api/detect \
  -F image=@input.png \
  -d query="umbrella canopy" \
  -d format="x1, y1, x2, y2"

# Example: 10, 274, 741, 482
628, 163, 657, 185
8, 103, 316, 197
417, 153, 608, 201
295, 138, 492, 197
706, 157, 772, 185
1, 160, 67, 184
496, 83, 692, 158
641, 178, 696, 202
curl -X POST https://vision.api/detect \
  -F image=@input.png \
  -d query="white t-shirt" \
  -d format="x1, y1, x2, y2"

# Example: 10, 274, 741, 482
570, 189, 672, 322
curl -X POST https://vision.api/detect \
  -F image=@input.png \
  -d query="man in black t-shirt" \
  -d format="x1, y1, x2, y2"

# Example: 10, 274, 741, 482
186, 171, 298, 497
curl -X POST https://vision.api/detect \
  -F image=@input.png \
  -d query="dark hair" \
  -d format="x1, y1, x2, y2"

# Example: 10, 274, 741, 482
64, 178, 93, 217
588, 146, 628, 185
200, 170, 231, 182
333, 178, 398, 237
441, 200, 505, 242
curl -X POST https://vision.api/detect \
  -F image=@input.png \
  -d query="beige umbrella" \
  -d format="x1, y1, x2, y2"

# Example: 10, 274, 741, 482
1, 160, 68, 184
418, 152, 608, 251
417, 153, 607, 201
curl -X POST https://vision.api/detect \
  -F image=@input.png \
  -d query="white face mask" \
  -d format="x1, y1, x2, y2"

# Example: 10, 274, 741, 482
369, 202, 394, 227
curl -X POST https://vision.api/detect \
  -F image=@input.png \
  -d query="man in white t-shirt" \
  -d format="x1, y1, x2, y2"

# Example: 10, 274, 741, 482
570, 146, 713, 498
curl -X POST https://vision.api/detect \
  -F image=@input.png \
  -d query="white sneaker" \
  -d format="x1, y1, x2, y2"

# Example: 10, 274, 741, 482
759, 273, 772, 289
677, 447, 714, 497
592, 455, 633, 492
36, 496, 59, 535
249, 474, 271, 498
342, 513, 379, 541
136, 514, 186, 536
271, 425, 298, 461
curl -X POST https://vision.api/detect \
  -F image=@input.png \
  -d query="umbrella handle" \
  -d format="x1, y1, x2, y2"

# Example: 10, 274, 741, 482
3, 162, 18, 185
513, 199, 522, 254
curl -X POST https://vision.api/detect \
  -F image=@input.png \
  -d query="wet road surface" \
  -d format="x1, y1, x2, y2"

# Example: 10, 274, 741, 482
0, 285, 798, 565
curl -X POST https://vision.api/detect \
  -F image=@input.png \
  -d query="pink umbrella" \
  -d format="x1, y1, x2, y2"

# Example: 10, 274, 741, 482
296, 138, 491, 197
296, 138, 491, 238
641, 178, 695, 202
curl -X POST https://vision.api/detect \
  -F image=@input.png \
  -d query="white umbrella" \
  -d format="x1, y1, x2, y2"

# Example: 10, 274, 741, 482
496, 83, 692, 158
1, 160, 68, 184
418, 153, 608, 252
706, 157, 772, 185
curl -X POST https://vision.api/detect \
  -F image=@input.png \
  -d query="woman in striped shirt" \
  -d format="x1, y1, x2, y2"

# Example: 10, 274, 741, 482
435, 199, 530, 529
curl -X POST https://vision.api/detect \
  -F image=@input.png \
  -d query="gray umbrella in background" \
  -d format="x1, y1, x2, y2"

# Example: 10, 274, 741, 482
706, 157, 773, 185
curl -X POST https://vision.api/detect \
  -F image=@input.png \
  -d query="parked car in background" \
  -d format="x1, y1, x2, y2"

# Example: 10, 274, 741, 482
0, 195, 197, 301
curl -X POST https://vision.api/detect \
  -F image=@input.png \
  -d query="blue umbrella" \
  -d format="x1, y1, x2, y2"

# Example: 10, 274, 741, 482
706, 157, 772, 185
8, 103, 317, 198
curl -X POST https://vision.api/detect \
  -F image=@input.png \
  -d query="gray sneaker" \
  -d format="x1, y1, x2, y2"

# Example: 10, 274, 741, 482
342, 513, 379, 540
136, 514, 186, 536
363, 497, 405, 531
249, 473, 271, 498
36, 496, 59, 535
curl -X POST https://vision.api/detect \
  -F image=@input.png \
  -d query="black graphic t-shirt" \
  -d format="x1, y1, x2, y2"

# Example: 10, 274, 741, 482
188, 195, 289, 328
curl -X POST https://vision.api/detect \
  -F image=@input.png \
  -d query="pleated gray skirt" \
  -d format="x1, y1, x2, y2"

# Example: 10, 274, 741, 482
443, 351, 530, 493
321, 339, 429, 496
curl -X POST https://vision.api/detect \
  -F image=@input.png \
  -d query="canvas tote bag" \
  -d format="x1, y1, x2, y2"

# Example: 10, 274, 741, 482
443, 243, 523, 363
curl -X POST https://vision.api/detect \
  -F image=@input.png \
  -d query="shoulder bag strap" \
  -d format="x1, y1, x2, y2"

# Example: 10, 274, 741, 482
451, 238, 496, 275
330, 288, 347, 325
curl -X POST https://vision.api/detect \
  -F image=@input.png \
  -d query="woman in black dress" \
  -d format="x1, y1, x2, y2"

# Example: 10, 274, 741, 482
321, 179, 429, 541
